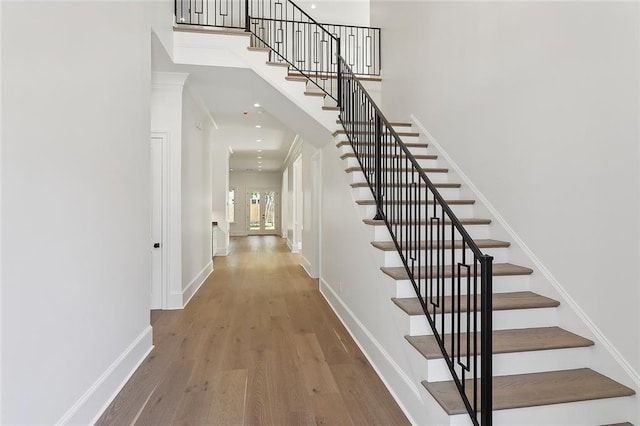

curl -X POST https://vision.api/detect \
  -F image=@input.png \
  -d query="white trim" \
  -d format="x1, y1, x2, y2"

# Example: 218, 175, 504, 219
151, 71, 189, 89
215, 247, 230, 256
287, 238, 301, 253
0, 1, 4, 418
300, 255, 313, 278
57, 326, 154, 425
281, 134, 302, 171
0, 1, 3, 419
182, 260, 213, 307
411, 113, 640, 389
319, 279, 420, 426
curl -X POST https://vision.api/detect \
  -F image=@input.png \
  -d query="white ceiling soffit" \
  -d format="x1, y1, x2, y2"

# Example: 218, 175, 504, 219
151, 34, 332, 172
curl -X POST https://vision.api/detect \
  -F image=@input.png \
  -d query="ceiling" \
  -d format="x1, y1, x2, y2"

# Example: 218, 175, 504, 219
151, 35, 297, 173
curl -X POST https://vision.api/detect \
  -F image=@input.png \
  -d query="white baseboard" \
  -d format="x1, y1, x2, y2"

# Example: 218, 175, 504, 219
183, 260, 213, 308
287, 238, 301, 253
300, 255, 317, 278
215, 247, 229, 256
410, 113, 640, 390
57, 326, 153, 425
319, 278, 421, 425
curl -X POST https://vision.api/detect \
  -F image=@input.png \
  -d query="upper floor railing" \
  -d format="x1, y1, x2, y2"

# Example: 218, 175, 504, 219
174, 0, 381, 76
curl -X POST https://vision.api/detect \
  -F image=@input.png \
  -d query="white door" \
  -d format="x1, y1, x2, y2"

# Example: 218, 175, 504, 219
150, 136, 163, 309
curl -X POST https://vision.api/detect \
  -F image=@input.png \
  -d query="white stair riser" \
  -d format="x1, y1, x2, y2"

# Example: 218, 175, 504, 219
393, 275, 530, 298
343, 156, 440, 169
408, 307, 558, 336
447, 395, 638, 426
357, 203, 475, 220
379, 247, 510, 267
426, 347, 591, 382
344, 135, 422, 145
337, 143, 431, 157
347, 170, 451, 184
352, 185, 461, 200
369, 223, 491, 241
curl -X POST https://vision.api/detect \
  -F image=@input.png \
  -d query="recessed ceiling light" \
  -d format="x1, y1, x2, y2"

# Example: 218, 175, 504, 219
257, 149, 262, 152
255, 125, 261, 128
253, 103, 260, 108
258, 161, 262, 164
311, 4, 316, 9
257, 156, 262, 159
256, 139, 261, 142
230, 168, 234, 171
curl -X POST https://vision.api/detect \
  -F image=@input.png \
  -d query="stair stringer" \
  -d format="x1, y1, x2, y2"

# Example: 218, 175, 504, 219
408, 114, 640, 424
171, 30, 340, 138
319, 136, 461, 425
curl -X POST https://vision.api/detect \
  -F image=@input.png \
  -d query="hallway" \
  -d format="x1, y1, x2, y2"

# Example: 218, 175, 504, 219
97, 236, 409, 425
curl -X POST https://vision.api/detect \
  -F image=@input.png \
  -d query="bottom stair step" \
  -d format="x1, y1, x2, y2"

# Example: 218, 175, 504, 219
423, 368, 636, 415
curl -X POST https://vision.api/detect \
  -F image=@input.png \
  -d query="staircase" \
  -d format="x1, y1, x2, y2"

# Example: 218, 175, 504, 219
337, 123, 636, 425
169, 3, 639, 423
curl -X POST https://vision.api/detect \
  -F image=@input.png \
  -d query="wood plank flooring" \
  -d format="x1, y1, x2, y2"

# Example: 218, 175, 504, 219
97, 236, 409, 426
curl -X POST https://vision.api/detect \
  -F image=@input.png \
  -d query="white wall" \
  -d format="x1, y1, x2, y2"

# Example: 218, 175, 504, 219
1, 2, 162, 423
181, 87, 214, 303
371, 1, 640, 375
296, 0, 370, 26
229, 171, 282, 236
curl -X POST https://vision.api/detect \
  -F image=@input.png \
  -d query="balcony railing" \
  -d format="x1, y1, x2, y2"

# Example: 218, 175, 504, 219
175, 0, 381, 76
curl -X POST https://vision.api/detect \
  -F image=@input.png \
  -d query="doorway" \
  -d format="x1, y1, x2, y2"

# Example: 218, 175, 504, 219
150, 135, 163, 309
247, 189, 279, 234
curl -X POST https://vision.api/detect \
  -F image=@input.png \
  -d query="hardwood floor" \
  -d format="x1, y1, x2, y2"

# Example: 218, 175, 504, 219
97, 236, 409, 426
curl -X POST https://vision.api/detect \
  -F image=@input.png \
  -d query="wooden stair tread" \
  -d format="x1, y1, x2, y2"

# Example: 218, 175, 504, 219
286, 76, 309, 82
341, 153, 438, 160
304, 91, 326, 97
383, 263, 533, 282
333, 129, 419, 138
323, 106, 340, 111
372, 239, 509, 251
247, 46, 270, 52
337, 120, 411, 127
423, 368, 635, 415
353, 182, 461, 189
364, 218, 491, 226
406, 327, 594, 360
357, 199, 474, 206
289, 71, 382, 82
173, 25, 250, 37
266, 61, 289, 67
346, 167, 448, 174
392, 291, 557, 316
336, 140, 428, 149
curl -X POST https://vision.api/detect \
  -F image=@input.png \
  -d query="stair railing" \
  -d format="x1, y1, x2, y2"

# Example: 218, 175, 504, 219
245, 0, 340, 104
338, 56, 494, 425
